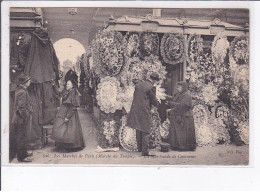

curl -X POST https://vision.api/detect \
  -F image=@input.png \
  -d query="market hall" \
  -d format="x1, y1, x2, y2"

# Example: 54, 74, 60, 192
9, 8, 249, 164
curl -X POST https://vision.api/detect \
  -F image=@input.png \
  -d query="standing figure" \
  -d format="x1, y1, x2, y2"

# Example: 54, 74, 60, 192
166, 81, 196, 151
11, 74, 33, 162
51, 80, 85, 151
127, 73, 160, 156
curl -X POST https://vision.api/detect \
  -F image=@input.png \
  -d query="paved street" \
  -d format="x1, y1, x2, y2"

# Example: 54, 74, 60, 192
11, 108, 249, 165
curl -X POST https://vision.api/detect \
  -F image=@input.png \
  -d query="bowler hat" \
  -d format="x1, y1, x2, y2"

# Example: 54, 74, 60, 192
150, 72, 160, 81
18, 74, 31, 85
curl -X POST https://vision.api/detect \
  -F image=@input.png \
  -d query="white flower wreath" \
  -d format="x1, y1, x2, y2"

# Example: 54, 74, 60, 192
96, 76, 123, 113
212, 33, 229, 65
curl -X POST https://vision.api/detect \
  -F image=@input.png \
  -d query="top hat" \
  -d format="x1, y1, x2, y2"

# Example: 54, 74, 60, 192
18, 74, 31, 85
150, 72, 160, 81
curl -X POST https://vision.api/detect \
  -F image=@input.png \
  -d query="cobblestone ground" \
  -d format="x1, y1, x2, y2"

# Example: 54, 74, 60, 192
11, 108, 249, 165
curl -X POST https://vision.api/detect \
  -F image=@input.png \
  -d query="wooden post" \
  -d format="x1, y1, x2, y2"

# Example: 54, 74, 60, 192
183, 34, 188, 81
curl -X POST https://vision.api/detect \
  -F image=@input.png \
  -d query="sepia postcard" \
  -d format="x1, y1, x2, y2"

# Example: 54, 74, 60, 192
2, 4, 251, 167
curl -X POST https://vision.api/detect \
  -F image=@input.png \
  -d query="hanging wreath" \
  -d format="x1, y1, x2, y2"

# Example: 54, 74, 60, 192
119, 116, 138, 152
119, 57, 144, 87
124, 32, 140, 58
230, 36, 249, 65
92, 30, 125, 77
160, 33, 185, 65
187, 34, 204, 65
99, 119, 120, 148
143, 55, 167, 82
212, 33, 229, 65
96, 76, 123, 113
139, 32, 159, 58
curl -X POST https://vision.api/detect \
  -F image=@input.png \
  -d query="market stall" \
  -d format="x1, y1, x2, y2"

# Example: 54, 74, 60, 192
80, 14, 249, 151
10, 8, 60, 151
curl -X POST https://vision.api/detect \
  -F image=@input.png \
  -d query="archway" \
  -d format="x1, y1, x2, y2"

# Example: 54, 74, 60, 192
54, 38, 85, 75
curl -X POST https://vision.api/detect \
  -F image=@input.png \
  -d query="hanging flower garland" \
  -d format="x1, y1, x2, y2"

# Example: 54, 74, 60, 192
92, 30, 125, 77
187, 34, 204, 65
160, 33, 185, 65
118, 116, 138, 152
99, 119, 120, 148
139, 32, 159, 58
123, 32, 140, 58
211, 33, 229, 65
230, 36, 249, 65
96, 76, 123, 113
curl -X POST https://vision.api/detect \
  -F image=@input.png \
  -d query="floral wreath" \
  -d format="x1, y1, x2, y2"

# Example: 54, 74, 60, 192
211, 33, 229, 65
160, 33, 185, 65
187, 34, 204, 66
120, 57, 145, 86
230, 36, 249, 65
123, 32, 140, 58
100, 119, 120, 147
139, 32, 159, 59
92, 30, 125, 77
117, 85, 135, 114
118, 116, 138, 152
143, 55, 167, 82
193, 104, 209, 128
96, 76, 123, 113
149, 106, 162, 149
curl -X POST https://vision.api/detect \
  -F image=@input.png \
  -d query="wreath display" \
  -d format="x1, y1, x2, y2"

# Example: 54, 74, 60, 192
160, 33, 185, 65
139, 32, 159, 58
143, 55, 167, 82
211, 33, 229, 65
92, 30, 125, 77
187, 34, 203, 65
230, 36, 249, 65
124, 32, 140, 58
99, 119, 120, 148
96, 76, 123, 113
119, 116, 138, 152
120, 57, 144, 87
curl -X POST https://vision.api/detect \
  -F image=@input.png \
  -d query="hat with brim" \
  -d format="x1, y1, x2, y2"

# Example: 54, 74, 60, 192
18, 74, 31, 85
150, 72, 160, 81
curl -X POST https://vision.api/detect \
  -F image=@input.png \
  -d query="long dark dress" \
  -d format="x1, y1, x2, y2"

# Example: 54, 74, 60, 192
51, 88, 85, 150
168, 90, 196, 151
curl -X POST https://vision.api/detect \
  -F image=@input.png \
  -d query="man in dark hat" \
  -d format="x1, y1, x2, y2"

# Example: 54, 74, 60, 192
11, 73, 33, 162
127, 72, 160, 156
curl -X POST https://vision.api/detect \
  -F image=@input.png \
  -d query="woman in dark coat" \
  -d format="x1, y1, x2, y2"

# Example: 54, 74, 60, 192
51, 80, 85, 151
166, 81, 196, 151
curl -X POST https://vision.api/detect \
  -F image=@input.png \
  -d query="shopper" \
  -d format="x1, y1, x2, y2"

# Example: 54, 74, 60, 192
127, 72, 160, 156
166, 81, 196, 151
51, 80, 85, 151
11, 74, 33, 162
